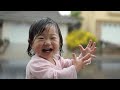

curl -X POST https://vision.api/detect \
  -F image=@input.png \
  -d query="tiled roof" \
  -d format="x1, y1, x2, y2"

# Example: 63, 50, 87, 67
0, 11, 78, 24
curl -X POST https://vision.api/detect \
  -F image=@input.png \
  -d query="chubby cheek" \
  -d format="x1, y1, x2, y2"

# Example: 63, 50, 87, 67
32, 43, 42, 54
53, 41, 60, 53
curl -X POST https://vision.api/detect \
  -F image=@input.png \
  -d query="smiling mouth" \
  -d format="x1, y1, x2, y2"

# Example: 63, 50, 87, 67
42, 48, 53, 52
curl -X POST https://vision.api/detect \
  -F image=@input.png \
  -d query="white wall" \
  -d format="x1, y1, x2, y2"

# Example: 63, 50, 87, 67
2, 20, 30, 44
1, 21, 31, 60
101, 23, 120, 45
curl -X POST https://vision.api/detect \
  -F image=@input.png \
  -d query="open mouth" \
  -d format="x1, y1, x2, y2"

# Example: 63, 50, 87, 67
42, 48, 53, 52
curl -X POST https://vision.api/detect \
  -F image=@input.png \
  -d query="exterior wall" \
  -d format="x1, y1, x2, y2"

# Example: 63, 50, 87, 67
81, 11, 96, 34
81, 11, 120, 39
1, 20, 31, 60
2, 20, 30, 44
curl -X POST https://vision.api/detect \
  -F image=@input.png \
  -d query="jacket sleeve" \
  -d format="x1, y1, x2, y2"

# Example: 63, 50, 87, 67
59, 57, 74, 68
29, 62, 77, 79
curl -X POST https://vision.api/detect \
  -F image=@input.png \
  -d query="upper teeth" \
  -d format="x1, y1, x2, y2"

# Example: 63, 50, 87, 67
45, 48, 50, 50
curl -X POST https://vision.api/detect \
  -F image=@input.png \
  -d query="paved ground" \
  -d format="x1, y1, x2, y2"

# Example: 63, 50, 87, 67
0, 56, 120, 79
77, 55, 120, 79
0, 43, 120, 79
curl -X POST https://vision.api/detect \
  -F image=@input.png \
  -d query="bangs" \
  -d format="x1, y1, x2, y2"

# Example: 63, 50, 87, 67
37, 24, 58, 36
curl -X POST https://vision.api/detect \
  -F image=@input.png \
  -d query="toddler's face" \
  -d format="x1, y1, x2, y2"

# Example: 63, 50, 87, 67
32, 26, 60, 60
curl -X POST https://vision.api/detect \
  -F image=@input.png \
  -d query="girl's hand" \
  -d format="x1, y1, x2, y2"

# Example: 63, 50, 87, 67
72, 53, 92, 73
78, 40, 97, 59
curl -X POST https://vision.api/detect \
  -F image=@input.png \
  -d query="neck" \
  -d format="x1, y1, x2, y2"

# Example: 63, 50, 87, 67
38, 54, 54, 61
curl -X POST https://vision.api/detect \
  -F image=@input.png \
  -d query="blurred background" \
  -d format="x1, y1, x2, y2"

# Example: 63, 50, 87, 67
0, 11, 120, 79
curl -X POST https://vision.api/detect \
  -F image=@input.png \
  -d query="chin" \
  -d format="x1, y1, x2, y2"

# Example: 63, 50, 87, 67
40, 53, 53, 59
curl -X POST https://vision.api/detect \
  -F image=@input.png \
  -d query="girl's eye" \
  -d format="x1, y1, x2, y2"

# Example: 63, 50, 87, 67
51, 37, 56, 39
38, 37, 44, 40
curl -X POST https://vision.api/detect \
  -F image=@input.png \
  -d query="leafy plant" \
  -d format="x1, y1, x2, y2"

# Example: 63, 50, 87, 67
66, 29, 98, 51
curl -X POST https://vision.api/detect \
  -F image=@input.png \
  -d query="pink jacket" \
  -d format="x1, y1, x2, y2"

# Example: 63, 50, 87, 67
26, 54, 77, 79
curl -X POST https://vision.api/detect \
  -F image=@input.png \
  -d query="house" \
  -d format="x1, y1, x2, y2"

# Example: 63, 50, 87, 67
0, 11, 78, 60
80, 11, 120, 46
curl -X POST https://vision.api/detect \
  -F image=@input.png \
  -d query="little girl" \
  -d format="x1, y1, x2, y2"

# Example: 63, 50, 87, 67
26, 17, 96, 79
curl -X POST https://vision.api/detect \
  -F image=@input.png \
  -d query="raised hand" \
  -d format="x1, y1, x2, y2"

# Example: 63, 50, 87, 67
78, 40, 97, 59
72, 53, 92, 73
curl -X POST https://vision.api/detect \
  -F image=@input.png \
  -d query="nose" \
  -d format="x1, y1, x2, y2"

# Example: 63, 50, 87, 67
44, 39, 51, 45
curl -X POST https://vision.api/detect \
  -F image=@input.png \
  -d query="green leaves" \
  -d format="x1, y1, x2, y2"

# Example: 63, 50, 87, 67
66, 29, 98, 50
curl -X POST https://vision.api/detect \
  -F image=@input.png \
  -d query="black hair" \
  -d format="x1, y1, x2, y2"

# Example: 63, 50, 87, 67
27, 17, 63, 57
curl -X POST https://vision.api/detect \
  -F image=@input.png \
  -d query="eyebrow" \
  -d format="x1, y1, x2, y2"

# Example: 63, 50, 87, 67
40, 34, 58, 36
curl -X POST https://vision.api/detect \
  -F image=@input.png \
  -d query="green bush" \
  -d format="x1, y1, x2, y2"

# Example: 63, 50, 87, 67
66, 29, 98, 50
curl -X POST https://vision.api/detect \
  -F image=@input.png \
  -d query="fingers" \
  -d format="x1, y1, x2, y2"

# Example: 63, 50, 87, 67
84, 58, 92, 65
86, 61, 91, 65
79, 45, 84, 52
83, 54, 96, 65
81, 53, 95, 64
87, 40, 97, 50
87, 40, 93, 48
81, 53, 91, 62
91, 54, 96, 58
91, 47, 97, 54
72, 53, 77, 62
91, 42, 96, 50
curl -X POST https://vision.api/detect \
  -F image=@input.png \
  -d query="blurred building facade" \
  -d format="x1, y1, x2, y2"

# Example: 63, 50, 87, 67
80, 11, 120, 55
81, 11, 120, 46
